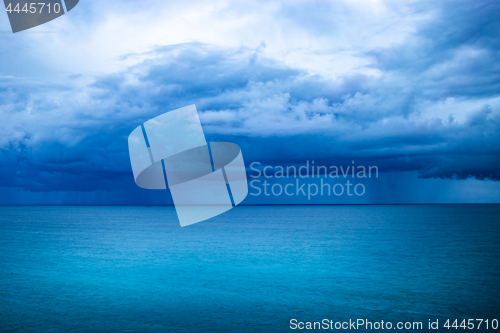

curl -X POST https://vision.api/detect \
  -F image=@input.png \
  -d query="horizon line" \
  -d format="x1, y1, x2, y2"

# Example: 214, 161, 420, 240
0, 203, 499, 207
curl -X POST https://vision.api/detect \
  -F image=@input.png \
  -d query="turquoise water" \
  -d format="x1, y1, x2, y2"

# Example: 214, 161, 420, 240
0, 205, 499, 332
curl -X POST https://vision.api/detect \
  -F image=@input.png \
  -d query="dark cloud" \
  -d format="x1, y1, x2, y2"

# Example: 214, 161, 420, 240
0, 0, 499, 201
367, 0, 500, 100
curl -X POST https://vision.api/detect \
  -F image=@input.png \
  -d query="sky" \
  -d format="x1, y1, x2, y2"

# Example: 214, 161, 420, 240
0, 0, 499, 204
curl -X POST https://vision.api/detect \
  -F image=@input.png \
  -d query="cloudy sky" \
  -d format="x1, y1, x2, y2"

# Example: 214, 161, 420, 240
0, 0, 499, 204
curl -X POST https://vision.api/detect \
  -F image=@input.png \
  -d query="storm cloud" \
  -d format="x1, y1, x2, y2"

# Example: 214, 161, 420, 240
0, 0, 499, 201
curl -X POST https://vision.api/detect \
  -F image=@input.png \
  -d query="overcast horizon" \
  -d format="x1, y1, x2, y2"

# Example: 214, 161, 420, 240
1, 0, 499, 204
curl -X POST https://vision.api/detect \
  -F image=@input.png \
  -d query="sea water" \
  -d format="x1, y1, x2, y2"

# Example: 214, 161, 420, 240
0, 205, 499, 332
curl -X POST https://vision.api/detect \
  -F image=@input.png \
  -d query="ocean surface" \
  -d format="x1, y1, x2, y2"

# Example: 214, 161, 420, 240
0, 205, 499, 332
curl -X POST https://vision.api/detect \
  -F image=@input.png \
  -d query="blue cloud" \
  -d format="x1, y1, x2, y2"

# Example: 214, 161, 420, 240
0, 0, 499, 203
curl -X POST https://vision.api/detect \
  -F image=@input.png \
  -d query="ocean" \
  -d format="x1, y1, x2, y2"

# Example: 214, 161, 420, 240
0, 205, 499, 332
